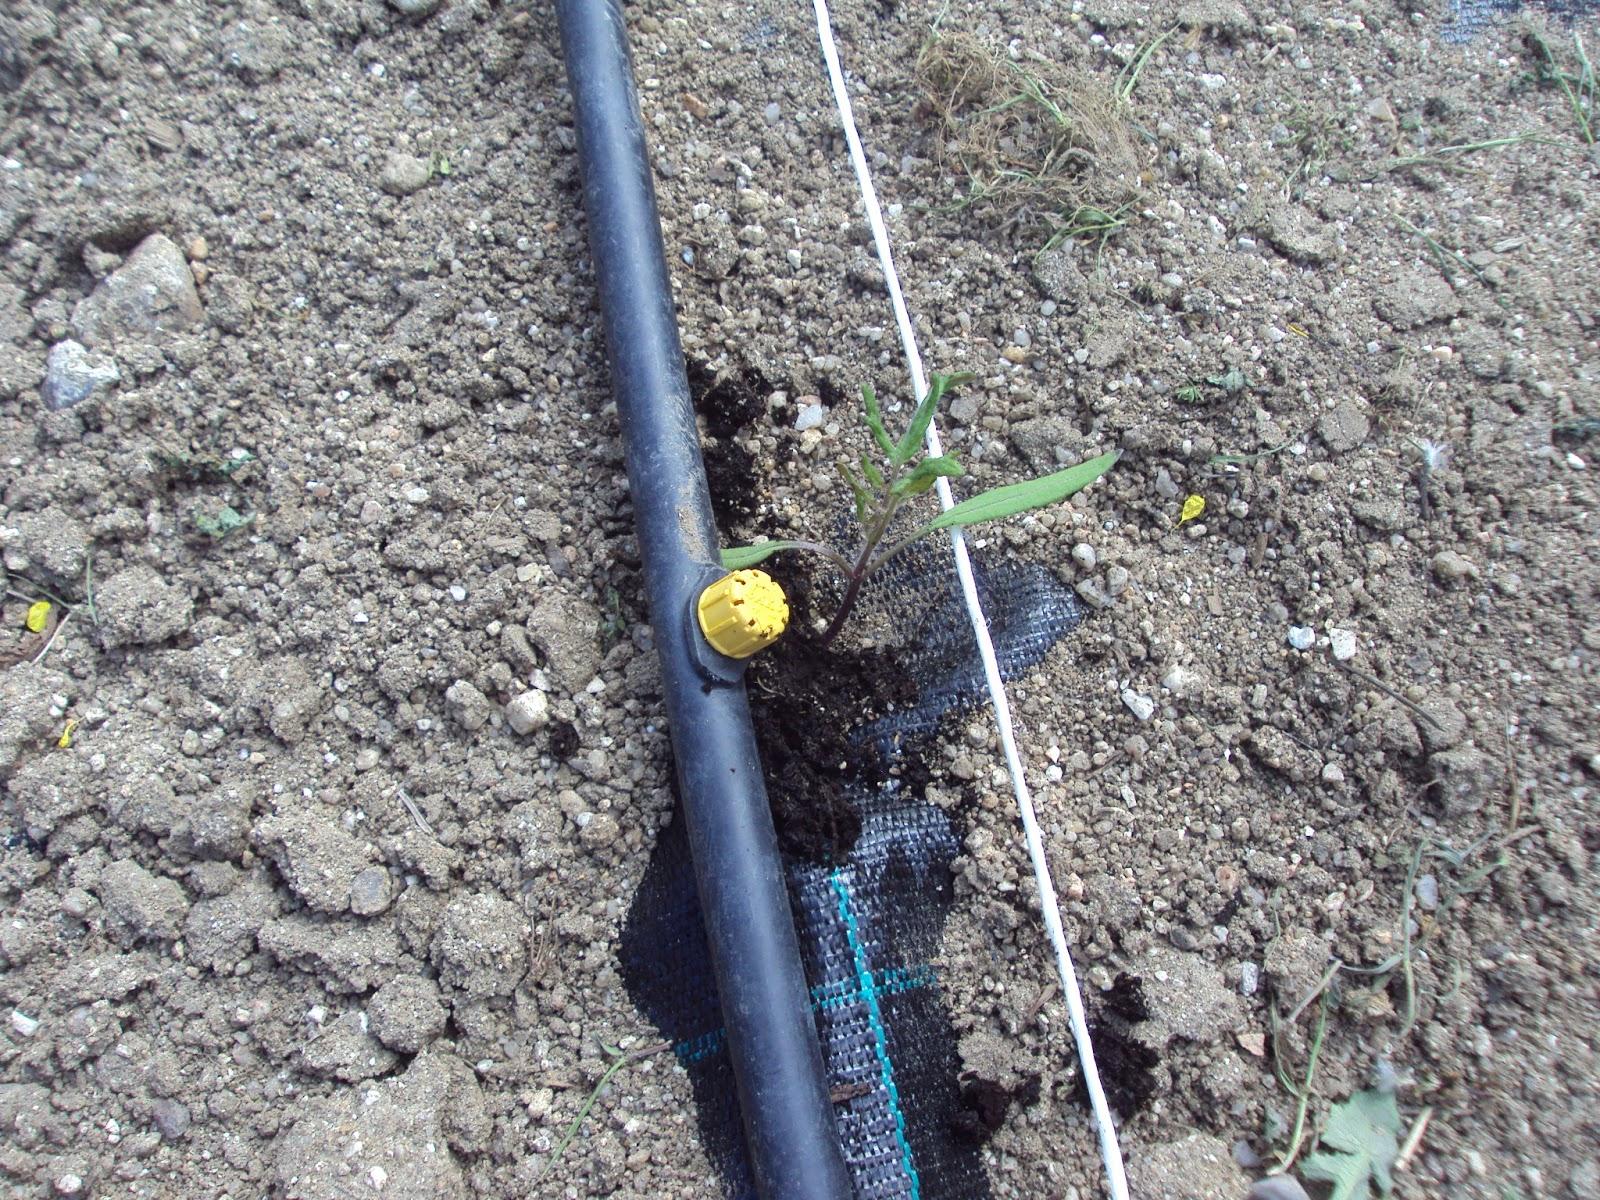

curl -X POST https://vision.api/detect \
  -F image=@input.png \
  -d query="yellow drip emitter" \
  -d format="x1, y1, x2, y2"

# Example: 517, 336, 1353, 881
696, 569, 789, 659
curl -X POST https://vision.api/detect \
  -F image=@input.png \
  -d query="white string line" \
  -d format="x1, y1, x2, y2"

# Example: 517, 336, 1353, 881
809, 5, 1130, 1199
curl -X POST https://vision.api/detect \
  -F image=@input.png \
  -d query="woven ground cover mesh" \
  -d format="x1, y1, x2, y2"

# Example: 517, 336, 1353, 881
619, 554, 1085, 1199
1446, 0, 1598, 39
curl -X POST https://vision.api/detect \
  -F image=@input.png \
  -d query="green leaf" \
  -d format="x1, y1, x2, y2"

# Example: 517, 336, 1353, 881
839, 463, 870, 522
719, 541, 805, 569
920, 449, 1119, 533
1206, 366, 1248, 393
1299, 1090, 1402, 1200
193, 505, 254, 539
860, 456, 884, 489
892, 372, 972, 467
861, 384, 894, 456
891, 454, 964, 498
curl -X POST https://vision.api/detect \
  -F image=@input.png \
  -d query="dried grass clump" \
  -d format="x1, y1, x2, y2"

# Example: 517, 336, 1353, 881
914, 30, 1146, 247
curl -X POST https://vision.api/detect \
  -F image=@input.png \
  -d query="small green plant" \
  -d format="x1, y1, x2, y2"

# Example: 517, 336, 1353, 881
720, 373, 1119, 646
1300, 1089, 1402, 1200
193, 505, 254, 539
1526, 30, 1595, 144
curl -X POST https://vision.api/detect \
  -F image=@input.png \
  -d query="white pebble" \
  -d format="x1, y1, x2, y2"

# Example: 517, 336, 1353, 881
11, 1010, 40, 1037
1328, 628, 1358, 661
1287, 626, 1315, 651
449, 584, 467, 602
793, 403, 826, 432
505, 690, 549, 735
1120, 689, 1155, 722
403, 485, 430, 504
1071, 543, 1097, 571
1239, 962, 1260, 996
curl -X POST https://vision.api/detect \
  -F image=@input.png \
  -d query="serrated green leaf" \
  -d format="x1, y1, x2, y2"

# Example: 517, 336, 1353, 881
892, 372, 972, 467
1299, 1090, 1401, 1200
891, 454, 964, 498
720, 541, 804, 569
919, 449, 1119, 533
861, 383, 894, 456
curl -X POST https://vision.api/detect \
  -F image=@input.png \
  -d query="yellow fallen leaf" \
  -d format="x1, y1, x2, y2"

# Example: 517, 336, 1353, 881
25, 600, 53, 633
1177, 494, 1205, 526
58, 719, 80, 749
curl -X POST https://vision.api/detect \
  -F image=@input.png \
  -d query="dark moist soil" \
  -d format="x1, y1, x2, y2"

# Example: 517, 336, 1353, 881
746, 631, 918, 864
688, 359, 773, 531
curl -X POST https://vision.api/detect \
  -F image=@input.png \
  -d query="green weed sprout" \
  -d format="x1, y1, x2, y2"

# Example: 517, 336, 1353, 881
719, 373, 1119, 646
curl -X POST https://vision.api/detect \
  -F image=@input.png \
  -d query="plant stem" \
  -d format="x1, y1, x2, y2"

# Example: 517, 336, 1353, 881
817, 483, 905, 648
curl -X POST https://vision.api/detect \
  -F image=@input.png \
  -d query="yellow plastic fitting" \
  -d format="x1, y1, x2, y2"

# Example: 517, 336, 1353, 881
697, 569, 789, 659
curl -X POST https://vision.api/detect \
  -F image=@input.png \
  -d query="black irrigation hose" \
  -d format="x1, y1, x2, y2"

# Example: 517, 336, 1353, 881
553, 4, 854, 1198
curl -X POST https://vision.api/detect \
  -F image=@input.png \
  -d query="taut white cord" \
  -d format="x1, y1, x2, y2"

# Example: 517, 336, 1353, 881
810, 5, 1130, 1199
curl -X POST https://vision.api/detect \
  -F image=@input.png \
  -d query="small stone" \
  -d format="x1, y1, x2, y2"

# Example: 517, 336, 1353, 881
11, 1010, 39, 1037
205, 272, 255, 333
53, 1175, 84, 1197
379, 152, 433, 197
1328, 628, 1358, 661
505, 690, 549, 735
1121, 689, 1156, 722
1104, 565, 1130, 596
152, 1098, 192, 1140
349, 866, 394, 917
1012, 327, 1032, 348
1415, 873, 1439, 911
1248, 1177, 1312, 1200
388, 0, 444, 20
40, 339, 120, 411
794, 402, 826, 432
403, 485, 430, 504
1287, 625, 1315, 651
762, 101, 781, 125
1320, 762, 1345, 784
1238, 962, 1260, 996
1431, 549, 1479, 585
354, 748, 381, 772
71, 233, 204, 349
445, 679, 491, 731
1071, 543, 1096, 570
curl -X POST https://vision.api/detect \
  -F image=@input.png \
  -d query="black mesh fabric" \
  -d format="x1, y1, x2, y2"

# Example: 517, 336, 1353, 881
619, 554, 1084, 1199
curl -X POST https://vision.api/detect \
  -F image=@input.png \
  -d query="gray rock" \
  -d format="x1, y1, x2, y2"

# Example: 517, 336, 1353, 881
388, 0, 444, 17
71, 233, 203, 350
1374, 269, 1458, 329
40, 339, 119, 410
444, 679, 491, 732
1263, 205, 1336, 265
526, 591, 603, 691
300, 1010, 399, 1082
97, 859, 188, 943
1317, 400, 1370, 453
151, 1098, 191, 1140
1429, 745, 1496, 815
0, 507, 90, 592
252, 809, 377, 914
368, 975, 448, 1054
350, 866, 395, 917
273, 1053, 486, 1200
203, 272, 254, 333
1431, 549, 1479, 585
431, 892, 529, 997
1247, 1177, 1312, 1200
95, 565, 193, 648
380, 152, 433, 197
